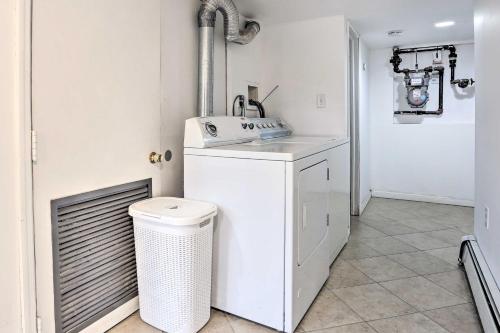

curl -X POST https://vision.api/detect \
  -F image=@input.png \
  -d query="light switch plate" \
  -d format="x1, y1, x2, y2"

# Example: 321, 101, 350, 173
316, 94, 327, 109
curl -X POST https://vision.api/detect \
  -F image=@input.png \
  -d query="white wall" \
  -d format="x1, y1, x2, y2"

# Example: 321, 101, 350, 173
0, 0, 23, 332
160, 1, 226, 197
227, 21, 267, 118
260, 16, 348, 136
160, 0, 198, 197
359, 39, 371, 213
474, 0, 500, 286
369, 44, 475, 206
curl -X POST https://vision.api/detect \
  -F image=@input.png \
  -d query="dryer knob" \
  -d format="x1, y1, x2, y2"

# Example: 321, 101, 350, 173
205, 123, 218, 137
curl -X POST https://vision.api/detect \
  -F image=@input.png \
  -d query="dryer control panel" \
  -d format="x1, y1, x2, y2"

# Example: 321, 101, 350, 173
184, 116, 292, 148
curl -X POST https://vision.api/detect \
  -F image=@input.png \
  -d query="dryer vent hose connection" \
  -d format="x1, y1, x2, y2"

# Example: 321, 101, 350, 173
197, 0, 261, 117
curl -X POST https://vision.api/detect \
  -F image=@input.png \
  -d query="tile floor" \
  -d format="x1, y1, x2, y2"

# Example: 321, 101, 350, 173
108, 198, 483, 333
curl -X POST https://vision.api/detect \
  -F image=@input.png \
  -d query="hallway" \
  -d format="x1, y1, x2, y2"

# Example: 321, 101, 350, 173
109, 198, 482, 333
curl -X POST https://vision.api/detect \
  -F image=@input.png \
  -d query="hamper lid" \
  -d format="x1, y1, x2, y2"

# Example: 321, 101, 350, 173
129, 197, 217, 226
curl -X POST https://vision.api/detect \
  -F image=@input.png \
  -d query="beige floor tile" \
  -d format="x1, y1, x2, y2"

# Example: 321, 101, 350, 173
397, 217, 450, 232
424, 303, 483, 333
394, 233, 453, 250
349, 221, 387, 240
431, 208, 474, 229
326, 260, 375, 289
312, 322, 377, 333
200, 310, 234, 333
348, 256, 417, 282
298, 288, 362, 331
362, 237, 419, 255
362, 199, 421, 221
368, 313, 448, 333
226, 313, 275, 333
381, 276, 467, 311
413, 202, 463, 220
456, 224, 474, 234
339, 239, 383, 260
107, 312, 161, 333
387, 251, 457, 275
424, 229, 467, 246
360, 218, 420, 236
333, 284, 416, 321
425, 270, 472, 300
425, 246, 461, 266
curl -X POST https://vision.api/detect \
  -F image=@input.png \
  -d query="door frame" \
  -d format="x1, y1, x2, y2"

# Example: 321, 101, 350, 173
347, 24, 361, 216
17, 0, 38, 332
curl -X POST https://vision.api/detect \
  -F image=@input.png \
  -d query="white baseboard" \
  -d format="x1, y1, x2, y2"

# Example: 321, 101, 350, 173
359, 192, 372, 215
79, 296, 139, 333
372, 190, 474, 207
460, 237, 500, 332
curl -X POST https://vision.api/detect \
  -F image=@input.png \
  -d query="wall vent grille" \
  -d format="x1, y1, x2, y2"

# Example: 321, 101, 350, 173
51, 179, 152, 333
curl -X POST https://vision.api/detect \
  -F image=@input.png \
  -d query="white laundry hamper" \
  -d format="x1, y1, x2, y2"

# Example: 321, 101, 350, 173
129, 197, 217, 333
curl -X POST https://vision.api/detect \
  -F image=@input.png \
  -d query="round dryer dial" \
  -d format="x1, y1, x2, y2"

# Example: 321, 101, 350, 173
205, 122, 218, 137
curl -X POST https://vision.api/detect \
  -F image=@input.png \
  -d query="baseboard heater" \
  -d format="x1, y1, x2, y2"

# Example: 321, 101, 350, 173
460, 236, 500, 333
51, 179, 152, 333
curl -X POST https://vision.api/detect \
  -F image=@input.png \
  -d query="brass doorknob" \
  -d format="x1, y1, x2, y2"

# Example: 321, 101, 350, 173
149, 152, 163, 164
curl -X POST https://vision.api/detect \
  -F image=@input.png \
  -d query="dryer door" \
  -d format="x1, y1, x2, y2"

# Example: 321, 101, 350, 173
297, 160, 329, 266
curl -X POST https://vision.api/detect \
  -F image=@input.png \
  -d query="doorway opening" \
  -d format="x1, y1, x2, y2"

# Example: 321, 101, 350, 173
348, 26, 361, 216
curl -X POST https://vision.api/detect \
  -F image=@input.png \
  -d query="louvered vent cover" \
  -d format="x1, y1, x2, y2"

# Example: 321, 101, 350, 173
51, 179, 152, 333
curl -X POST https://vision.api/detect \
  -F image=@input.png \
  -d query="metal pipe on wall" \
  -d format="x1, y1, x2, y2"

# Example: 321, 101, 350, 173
197, 0, 260, 117
198, 27, 215, 118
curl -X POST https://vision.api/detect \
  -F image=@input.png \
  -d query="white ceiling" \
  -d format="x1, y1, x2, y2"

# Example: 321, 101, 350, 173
234, 0, 475, 48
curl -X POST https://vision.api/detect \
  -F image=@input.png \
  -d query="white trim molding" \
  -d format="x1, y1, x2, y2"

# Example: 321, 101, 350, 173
460, 236, 500, 332
359, 191, 372, 215
16, 0, 37, 332
372, 190, 474, 207
79, 297, 139, 333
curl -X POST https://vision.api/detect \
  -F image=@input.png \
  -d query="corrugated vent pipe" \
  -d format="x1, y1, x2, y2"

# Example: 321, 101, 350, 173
198, 0, 260, 117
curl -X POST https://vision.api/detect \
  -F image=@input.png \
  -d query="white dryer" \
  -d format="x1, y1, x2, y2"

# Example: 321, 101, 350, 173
184, 117, 350, 332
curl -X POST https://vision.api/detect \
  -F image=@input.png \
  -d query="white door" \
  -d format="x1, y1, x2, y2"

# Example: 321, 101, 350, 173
31, 1, 161, 332
297, 161, 329, 266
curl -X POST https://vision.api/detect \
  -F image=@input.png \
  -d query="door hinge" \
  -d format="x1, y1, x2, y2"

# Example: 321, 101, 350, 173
326, 214, 330, 226
327, 168, 330, 181
36, 316, 42, 333
31, 130, 38, 162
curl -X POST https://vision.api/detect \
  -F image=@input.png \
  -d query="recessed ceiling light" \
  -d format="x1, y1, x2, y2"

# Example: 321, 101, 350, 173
387, 30, 404, 37
435, 21, 455, 28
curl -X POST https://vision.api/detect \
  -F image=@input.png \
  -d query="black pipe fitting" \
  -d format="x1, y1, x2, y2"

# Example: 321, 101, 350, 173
390, 52, 403, 73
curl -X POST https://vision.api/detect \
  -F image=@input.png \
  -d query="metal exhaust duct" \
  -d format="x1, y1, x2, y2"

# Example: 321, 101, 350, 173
197, 0, 260, 117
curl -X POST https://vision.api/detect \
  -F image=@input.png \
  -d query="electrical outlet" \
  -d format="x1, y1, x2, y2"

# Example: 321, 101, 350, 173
316, 94, 327, 109
485, 206, 490, 229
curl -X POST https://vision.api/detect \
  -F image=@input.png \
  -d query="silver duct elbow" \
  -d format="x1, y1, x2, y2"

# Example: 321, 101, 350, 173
232, 21, 260, 45
197, 0, 260, 117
